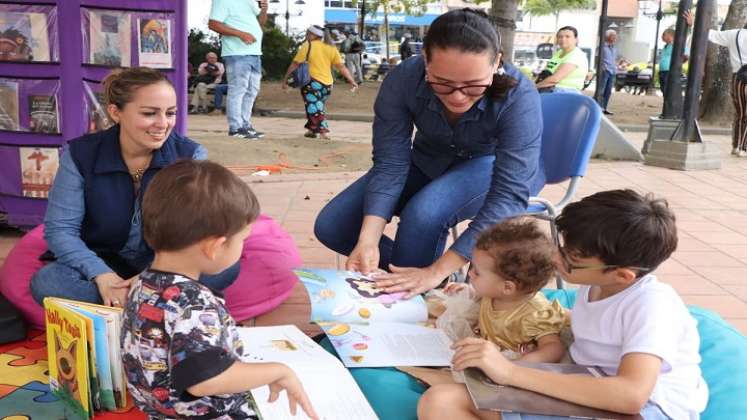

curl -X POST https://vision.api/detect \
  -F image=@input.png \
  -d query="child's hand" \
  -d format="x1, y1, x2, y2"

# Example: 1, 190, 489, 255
442, 282, 468, 295
451, 337, 515, 384
268, 368, 319, 419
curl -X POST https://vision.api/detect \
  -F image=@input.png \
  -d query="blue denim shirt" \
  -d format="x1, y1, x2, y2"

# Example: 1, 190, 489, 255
365, 55, 543, 259
44, 144, 207, 280
601, 43, 618, 73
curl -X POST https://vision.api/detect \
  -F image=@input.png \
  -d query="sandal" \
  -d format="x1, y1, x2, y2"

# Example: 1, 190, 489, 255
304, 131, 317, 138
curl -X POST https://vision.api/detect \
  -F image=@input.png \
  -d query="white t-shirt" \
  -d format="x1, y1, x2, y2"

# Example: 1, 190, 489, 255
709, 29, 747, 73
570, 275, 708, 420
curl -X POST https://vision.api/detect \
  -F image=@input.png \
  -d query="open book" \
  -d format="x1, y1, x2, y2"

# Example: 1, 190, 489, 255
294, 268, 453, 368
238, 325, 378, 420
464, 363, 642, 420
43, 297, 127, 420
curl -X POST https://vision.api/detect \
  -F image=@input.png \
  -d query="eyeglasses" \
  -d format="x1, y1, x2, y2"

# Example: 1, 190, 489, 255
557, 238, 650, 274
426, 81, 491, 97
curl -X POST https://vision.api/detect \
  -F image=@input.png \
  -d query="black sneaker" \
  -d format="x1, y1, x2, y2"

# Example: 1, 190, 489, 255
242, 131, 262, 140
228, 128, 248, 137
246, 126, 265, 138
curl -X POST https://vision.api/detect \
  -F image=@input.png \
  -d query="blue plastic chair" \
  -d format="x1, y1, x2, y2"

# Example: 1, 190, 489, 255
452, 92, 602, 288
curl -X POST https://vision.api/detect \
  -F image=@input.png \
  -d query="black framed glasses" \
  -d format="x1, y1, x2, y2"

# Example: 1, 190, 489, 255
426, 81, 491, 97
557, 238, 650, 274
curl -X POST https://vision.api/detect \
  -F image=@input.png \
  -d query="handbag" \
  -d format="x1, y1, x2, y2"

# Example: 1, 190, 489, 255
288, 41, 312, 88
736, 30, 747, 83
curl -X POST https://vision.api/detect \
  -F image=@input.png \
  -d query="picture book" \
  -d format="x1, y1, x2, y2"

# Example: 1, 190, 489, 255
44, 297, 127, 419
238, 325, 378, 420
464, 363, 642, 420
89, 10, 131, 67
295, 268, 454, 368
0, 79, 19, 130
44, 298, 93, 420
0, 10, 50, 62
28, 94, 59, 133
137, 18, 171, 68
19, 147, 59, 199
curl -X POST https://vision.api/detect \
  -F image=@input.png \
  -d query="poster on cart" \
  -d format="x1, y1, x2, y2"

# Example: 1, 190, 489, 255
19, 147, 59, 199
137, 18, 171, 68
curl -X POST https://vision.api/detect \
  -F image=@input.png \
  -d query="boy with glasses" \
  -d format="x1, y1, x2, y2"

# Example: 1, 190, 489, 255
420, 189, 708, 420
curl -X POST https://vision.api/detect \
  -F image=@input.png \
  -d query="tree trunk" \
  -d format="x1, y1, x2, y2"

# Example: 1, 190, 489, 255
491, 0, 520, 63
700, 0, 747, 124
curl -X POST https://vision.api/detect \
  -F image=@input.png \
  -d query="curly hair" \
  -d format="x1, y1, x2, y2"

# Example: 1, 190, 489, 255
474, 217, 555, 294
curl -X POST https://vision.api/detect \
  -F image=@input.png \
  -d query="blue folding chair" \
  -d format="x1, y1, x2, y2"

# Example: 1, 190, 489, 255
452, 92, 602, 288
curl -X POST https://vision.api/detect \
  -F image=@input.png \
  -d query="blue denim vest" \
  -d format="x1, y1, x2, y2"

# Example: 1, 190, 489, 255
67, 125, 200, 258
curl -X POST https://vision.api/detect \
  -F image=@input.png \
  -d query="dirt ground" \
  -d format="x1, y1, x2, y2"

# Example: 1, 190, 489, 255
192, 81, 709, 174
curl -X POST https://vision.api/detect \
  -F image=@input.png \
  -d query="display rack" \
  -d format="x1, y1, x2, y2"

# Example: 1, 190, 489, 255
0, 0, 188, 228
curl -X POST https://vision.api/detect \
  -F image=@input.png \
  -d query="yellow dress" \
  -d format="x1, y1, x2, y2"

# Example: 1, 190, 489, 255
478, 293, 568, 353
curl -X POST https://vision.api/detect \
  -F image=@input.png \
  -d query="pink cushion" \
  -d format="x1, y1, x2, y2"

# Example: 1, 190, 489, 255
0, 225, 47, 329
224, 214, 302, 321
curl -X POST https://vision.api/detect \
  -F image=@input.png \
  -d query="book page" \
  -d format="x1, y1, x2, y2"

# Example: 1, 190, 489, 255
322, 322, 453, 368
295, 268, 428, 324
237, 326, 377, 420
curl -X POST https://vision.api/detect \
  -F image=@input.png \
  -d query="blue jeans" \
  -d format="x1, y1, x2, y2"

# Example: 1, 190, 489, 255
214, 84, 229, 110
502, 401, 672, 420
314, 156, 494, 270
224, 55, 262, 132
597, 70, 615, 110
29, 261, 241, 305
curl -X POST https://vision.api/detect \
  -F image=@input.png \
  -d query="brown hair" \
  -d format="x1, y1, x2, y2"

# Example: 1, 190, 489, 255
555, 189, 677, 277
143, 160, 260, 251
102, 67, 173, 111
475, 217, 555, 294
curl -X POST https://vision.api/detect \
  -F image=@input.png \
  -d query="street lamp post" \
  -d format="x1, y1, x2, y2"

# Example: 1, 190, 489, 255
642, 0, 664, 95
270, 0, 305, 36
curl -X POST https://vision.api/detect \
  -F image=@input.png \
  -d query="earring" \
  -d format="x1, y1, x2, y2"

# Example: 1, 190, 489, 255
496, 67, 506, 76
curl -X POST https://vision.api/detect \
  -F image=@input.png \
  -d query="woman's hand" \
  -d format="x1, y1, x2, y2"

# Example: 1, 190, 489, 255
451, 337, 516, 385
94, 272, 132, 307
268, 367, 319, 419
442, 282, 469, 296
375, 264, 444, 299
346, 241, 380, 274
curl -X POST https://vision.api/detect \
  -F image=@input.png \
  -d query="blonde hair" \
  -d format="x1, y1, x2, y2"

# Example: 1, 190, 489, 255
101, 67, 173, 111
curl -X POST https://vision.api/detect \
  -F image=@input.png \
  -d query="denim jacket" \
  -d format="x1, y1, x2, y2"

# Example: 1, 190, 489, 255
44, 139, 207, 281
365, 55, 543, 258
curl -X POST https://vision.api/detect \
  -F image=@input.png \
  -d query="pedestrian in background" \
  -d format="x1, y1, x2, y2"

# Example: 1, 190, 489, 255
399, 33, 414, 61
190, 52, 224, 114
596, 29, 618, 115
341, 30, 365, 84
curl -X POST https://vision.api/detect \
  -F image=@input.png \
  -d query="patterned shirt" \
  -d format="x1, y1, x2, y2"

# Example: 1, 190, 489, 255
121, 269, 257, 419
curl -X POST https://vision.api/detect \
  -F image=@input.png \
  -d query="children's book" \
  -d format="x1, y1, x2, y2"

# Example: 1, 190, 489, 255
28, 94, 59, 133
295, 268, 454, 368
464, 363, 643, 420
44, 297, 127, 419
19, 146, 59, 198
137, 18, 171, 68
238, 325, 378, 420
89, 9, 131, 67
0, 79, 19, 131
0, 10, 51, 62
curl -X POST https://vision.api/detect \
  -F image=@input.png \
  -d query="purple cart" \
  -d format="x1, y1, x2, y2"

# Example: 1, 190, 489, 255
0, 0, 188, 229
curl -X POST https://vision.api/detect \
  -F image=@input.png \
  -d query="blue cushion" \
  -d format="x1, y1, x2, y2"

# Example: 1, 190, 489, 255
322, 289, 747, 419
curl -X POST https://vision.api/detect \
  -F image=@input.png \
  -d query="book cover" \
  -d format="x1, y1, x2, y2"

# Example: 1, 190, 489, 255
296, 268, 453, 367
0, 79, 19, 130
44, 298, 93, 420
464, 364, 642, 420
28, 94, 59, 133
137, 18, 171, 68
0, 11, 50, 62
238, 325, 378, 420
52, 298, 126, 409
86, 88, 113, 133
19, 147, 59, 199
89, 10, 131, 67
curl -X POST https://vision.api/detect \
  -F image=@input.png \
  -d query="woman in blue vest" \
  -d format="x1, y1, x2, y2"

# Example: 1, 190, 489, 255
30, 68, 238, 308
314, 9, 544, 297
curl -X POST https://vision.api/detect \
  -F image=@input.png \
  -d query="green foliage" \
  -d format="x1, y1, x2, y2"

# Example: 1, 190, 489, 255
188, 28, 220, 68
351, 0, 430, 17
261, 26, 301, 80
523, 0, 596, 18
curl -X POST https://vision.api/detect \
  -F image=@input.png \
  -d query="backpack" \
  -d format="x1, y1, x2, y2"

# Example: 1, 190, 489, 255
349, 38, 364, 54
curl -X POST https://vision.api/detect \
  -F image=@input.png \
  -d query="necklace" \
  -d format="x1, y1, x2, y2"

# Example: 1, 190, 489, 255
131, 167, 147, 183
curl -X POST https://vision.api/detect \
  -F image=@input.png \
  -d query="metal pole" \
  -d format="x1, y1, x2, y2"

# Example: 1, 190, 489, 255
647, 0, 663, 95
671, 0, 713, 142
359, 0, 365, 36
594, 0, 609, 102
384, 6, 390, 61
285, 0, 289, 36
661, 0, 692, 119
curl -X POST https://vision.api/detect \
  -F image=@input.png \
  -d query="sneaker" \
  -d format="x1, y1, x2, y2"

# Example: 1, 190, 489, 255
304, 130, 317, 139
242, 131, 262, 140
603, 109, 614, 116
732, 148, 740, 155
228, 128, 248, 137
246, 126, 265, 138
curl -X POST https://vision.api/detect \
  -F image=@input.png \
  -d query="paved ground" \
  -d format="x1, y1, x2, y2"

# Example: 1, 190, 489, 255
1, 117, 746, 335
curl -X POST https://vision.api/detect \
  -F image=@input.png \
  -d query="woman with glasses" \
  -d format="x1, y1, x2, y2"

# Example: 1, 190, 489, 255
314, 8, 544, 297
535, 26, 588, 93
